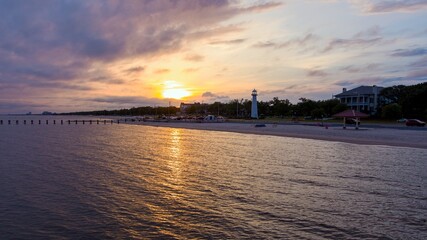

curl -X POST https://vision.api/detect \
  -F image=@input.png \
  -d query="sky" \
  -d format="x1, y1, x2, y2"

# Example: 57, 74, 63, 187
1, 0, 427, 114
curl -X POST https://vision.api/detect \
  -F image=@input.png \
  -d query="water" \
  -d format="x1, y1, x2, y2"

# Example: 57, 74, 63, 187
0, 116, 426, 239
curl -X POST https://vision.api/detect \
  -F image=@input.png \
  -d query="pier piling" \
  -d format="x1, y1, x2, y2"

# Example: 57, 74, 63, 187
0, 118, 134, 127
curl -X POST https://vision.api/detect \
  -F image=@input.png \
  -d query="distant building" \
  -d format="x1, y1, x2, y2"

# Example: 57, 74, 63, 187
180, 102, 194, 113
180, 102, 207, 114
334, 85, 383, 115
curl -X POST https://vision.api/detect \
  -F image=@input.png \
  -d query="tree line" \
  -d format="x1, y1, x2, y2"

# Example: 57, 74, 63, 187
61, 98, 348, 119
62, 82, 427, 120
379, 82, 427, 120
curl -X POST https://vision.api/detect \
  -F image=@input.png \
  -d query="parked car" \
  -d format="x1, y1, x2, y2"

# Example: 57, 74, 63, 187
405, 119, 426, 127
396, 118, 407, 123
345, 118, 360, 125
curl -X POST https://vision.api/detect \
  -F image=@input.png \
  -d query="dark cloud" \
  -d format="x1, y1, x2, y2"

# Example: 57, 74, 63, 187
392, 48, 427, 57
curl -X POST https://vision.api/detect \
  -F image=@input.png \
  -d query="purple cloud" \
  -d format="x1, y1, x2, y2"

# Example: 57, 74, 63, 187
392, 48, 427, 57
364, 0, 427, 13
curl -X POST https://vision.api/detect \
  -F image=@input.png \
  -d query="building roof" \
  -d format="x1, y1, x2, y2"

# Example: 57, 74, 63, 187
333, 109, 369, 118
335, 85, 383, 97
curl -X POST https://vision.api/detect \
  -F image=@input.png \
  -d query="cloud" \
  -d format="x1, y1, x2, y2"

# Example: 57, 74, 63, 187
253, 33, 317, 49
406, 68, 427, 79
334, 76, 386, 86
201, 91, 229, 100
202, 92, 216, 97
91, 96, 165, 106
352, 0, 427, 13
409, 56, 427, 68
307, 69, 328, 77
154, 69, 170, 74
242, 1, 283, 12
209, 38, 246, 45
184, 54, 205, 62
0, 101, 48, 113
89, 76, 126, 84
253, 41, 277, 48
354, 26, 382, 38
124, 66, 145, 73
392, 48, 427, 57
323, 37, 382, 52
340, 63, 380, 73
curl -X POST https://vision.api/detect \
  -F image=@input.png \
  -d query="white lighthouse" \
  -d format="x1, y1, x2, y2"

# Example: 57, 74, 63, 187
251, 89, 258, 119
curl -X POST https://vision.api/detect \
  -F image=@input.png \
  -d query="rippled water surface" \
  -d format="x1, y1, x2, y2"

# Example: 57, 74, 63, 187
1, 117, 426, 239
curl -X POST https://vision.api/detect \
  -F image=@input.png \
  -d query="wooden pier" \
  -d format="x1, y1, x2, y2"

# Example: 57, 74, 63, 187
0, 118, 145, 126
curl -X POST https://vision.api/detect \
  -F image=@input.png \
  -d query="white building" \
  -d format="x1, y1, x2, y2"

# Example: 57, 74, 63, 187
251, 89, 258, 119
334, 85, 383, 115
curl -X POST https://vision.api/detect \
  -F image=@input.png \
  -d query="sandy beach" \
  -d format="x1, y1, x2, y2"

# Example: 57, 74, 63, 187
132, 121, 427, 149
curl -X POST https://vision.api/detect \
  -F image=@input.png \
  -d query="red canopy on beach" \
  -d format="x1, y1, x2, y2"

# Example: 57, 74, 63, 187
333, 109, 369, 118
333, 109, 369, 130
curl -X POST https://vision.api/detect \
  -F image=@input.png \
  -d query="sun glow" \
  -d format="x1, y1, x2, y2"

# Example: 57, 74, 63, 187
162, 80, 191, 99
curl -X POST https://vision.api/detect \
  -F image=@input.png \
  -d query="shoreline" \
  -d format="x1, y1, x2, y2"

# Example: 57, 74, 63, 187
131, 121, 427, 149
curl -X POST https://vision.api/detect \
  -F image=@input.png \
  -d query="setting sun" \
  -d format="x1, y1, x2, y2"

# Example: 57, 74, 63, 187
162, 80, 191, 99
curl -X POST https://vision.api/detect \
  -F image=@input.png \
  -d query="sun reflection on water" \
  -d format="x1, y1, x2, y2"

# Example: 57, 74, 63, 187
166, 129, 184, 191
